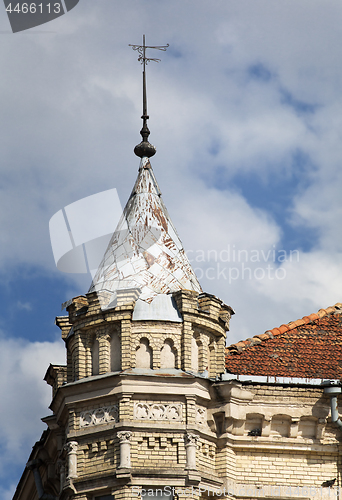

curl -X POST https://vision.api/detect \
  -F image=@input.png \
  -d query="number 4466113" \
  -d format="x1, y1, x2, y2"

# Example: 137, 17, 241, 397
5, 3, 62, 14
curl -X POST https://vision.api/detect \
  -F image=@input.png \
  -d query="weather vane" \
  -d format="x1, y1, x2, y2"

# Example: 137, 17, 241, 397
129, 35, 169, 158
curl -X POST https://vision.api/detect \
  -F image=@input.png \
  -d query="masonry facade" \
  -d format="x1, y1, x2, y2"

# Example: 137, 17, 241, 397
13, 157, 342, 500
15, 295, 342, 500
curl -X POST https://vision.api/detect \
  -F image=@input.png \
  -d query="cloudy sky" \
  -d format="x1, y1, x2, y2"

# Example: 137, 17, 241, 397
1, 0, 342, 497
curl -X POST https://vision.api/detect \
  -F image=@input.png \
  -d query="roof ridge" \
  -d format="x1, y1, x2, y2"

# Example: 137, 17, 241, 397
226, 302, 342, 354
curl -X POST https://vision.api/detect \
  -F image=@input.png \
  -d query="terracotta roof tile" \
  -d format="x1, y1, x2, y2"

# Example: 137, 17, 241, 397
258, 333, 272, 340
225, 303, 342, 379
317, 309, 327, 318
292, 319, 306, 327
308, 313, 319, 321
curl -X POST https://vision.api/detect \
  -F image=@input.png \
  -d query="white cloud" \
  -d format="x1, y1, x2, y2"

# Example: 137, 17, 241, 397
0, 0, 339, 328
0, 484, 16, 500
1, 8, 342, 495
0, 335, 65, 491
1, 4, 342, 497
16, 301, 32, 311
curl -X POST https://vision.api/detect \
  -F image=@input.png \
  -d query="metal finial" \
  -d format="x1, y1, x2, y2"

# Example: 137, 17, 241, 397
129, 35, 169, 158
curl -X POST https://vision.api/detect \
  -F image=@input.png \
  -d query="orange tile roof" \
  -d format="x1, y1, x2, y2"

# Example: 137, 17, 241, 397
225, 303, 342, 379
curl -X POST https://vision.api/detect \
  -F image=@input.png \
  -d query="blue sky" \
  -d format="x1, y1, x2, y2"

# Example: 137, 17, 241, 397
1, 1, 342, 498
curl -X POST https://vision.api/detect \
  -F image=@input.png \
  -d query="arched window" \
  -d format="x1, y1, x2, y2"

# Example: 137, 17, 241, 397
110, 332, 121, 371
136, 338, 152, 369
160, 339, 176, 369
92, 338, 100, 376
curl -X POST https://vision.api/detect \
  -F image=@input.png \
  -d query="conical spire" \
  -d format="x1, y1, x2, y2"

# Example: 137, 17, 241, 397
89, 157, 202, 310
89, 37, 200, 312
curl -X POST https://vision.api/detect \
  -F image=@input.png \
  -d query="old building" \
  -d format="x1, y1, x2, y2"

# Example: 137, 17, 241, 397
13, 36, 236, 498
14, 287, 342, 500
13, 128, 236, 500
13, 40, 342, 500
223, 303, 342, 500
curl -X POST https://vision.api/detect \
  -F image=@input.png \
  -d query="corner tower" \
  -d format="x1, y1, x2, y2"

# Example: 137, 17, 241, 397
56, 146, 233, 379
51, 153, 234, 497
15, 37, 234, 500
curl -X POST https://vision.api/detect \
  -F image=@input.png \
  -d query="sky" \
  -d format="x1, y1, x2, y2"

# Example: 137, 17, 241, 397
1, 0, 342, 497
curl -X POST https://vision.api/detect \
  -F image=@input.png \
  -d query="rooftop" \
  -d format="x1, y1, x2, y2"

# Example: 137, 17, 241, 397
225, 302, 342, 379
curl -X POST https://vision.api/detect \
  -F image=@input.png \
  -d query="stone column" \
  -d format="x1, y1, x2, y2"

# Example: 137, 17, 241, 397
117, 431, 132, 469
64, 441, 78, 479
185, 433, 199, 470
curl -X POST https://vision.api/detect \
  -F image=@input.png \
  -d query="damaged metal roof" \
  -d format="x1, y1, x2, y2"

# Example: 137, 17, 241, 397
89, 157, 202, 309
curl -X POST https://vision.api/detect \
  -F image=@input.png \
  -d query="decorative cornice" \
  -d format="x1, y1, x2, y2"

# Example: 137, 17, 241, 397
80, 405, 119, 427
134, 402, 183, 422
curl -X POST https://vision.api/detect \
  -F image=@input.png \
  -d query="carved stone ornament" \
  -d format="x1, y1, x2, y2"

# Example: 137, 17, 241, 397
134, 402, 183, 421
80, 405, 119, 427
117, 431, 132, 444
185, 433, 199, 446
196, 407, 207, 426
64, 441, 78, 454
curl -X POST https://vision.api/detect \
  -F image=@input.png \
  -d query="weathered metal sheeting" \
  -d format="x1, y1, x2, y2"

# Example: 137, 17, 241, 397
89, 157, 202, 309
132, 294, 183, 322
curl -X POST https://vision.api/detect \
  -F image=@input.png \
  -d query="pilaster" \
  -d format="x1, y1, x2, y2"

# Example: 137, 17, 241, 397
186, 395, 197, 426
182, 320, 193, 371
75, 333, 87, 379
121, 319, 132, 370
119, 393, 133, 422
67, 346, 73, 383
98, 333, 111, 374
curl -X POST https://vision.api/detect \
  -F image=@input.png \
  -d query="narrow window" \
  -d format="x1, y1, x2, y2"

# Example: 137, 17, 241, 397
160, 340, 176, 369
110, 333, 121, 371
92, 338, 100, 376
136, 338, 152, 369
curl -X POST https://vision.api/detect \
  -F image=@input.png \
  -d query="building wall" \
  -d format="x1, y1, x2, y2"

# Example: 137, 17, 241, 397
14, 292, 342, 500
